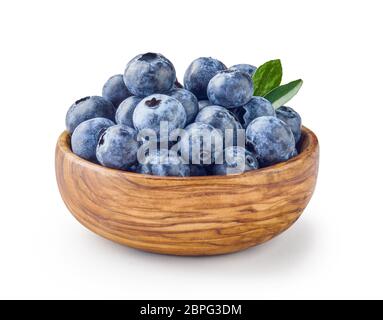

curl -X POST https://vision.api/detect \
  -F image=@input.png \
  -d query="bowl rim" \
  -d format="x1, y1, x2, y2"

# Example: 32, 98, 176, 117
56, 126, 318, 181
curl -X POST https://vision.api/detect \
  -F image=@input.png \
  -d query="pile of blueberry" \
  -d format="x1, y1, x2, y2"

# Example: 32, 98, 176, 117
66, 53, 302, 177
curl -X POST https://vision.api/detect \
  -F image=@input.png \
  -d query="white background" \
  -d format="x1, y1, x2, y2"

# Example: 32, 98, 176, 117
0, 0, 382, 299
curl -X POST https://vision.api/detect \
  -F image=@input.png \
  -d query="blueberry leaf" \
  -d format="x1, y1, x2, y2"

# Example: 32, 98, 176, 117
252, 59, 282, 96
264, 79, 303, 109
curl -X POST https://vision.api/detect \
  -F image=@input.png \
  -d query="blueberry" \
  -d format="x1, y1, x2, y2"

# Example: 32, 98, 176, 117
229, 64, 257, 77
168, 88, 199, 125
96, 125, 139, 170
198, 100, 211, 111
211, 146, 259, 175
183, 57, 226, 99
65, 96, 115, 134
137, 149, 190, 177
195, 105, 243, 146
207, 69, 253, 108
115, 96, 142, 128
123, 52, 176, 97
102, 74, 132, 108
276, 106, 302, 143
233, 96, 276, 128
178, 122, 223, 165
189, 165, 208, 176
133, 94, 186, 136
71, 118, 115, 162
246, 116, 296, 167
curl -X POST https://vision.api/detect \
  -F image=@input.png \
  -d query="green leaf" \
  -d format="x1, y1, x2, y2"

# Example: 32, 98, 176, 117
252, 59, 282, 96
264, 79, 303, 109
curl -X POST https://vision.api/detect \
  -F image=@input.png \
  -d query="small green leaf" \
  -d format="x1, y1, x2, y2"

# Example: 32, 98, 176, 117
252, 59, 282, 96
265, 79, 303, 109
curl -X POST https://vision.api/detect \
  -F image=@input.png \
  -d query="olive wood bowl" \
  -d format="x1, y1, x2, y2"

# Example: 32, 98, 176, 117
55, 126, 319, 256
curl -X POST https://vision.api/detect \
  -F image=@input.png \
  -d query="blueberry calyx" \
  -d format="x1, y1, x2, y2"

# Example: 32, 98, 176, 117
139, 53, 158, 62
145, 97, 161, 107
75, 96, 90, 105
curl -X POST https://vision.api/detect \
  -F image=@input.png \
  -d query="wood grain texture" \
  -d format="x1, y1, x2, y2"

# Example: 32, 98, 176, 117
55, 127, 319, 256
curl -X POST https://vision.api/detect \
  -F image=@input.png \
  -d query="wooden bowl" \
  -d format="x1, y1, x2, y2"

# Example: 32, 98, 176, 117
55, 127, 319, 256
